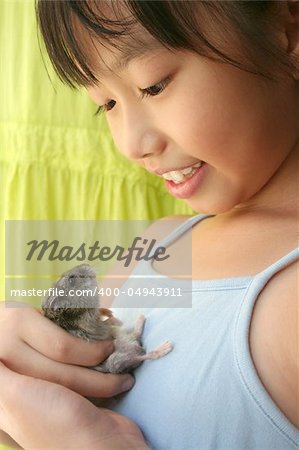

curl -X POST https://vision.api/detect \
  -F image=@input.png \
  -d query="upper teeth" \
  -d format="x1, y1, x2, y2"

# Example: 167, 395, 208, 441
162, 162, 202, 184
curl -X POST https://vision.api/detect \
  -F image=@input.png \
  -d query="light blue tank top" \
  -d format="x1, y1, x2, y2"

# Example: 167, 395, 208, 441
110, 214, 299, 450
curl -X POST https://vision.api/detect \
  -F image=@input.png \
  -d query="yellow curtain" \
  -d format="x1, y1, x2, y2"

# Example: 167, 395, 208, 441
0, 0, 194, 292
0, 2, 194, 447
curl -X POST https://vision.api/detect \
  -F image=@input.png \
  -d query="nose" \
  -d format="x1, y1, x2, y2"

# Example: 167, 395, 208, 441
113, 109, 166, 162
138, 131, 166, 160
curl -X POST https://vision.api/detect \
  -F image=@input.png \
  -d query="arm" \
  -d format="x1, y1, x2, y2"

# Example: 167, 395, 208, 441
0, 362, 150, 449
250, 259, 299, 428
0, 302, 137, 448
0, 304, 134, 398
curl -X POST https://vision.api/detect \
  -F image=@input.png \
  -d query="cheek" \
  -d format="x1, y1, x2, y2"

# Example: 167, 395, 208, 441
86, 87, 100, 104
106, 117, 123, 152
168, 76, 278, 173
169, 90, 239, 163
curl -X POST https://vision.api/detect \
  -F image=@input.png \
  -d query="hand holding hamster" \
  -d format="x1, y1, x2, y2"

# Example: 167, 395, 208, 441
42, 264, 173, 373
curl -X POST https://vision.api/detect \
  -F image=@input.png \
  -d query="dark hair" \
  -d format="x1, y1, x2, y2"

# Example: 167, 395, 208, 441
36, 0, 296, 88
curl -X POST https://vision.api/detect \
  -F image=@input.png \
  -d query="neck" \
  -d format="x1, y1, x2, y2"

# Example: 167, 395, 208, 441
227, 138, 299, 220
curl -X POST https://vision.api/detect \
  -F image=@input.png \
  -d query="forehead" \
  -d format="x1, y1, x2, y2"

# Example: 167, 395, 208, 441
92, 34, 162, 75
71, 3, 163, 82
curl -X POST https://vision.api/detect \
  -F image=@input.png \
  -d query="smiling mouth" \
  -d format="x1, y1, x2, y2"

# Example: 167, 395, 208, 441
160, 162, 203, 184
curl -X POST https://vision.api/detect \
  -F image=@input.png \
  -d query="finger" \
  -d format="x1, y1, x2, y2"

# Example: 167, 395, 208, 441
18, 308, 114, 366
6, 341, 135, 398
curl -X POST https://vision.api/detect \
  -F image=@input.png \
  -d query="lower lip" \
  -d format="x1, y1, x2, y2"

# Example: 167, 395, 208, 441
164, 163, 207, 199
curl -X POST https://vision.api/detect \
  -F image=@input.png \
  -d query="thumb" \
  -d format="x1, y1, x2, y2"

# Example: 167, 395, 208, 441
0, 361, 62, 444
0, 363, 147, 449
0, 360, 38, 412
0, 361, 24, 438
0, 361, 82, 447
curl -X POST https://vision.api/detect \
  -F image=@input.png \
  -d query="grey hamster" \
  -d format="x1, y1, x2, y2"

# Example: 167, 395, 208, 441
42, 264, 173, 373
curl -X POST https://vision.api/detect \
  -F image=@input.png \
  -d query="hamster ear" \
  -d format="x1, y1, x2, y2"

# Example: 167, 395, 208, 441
46, 294, 60, 310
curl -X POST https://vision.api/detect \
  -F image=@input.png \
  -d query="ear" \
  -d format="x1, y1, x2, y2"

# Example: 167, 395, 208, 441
283, 1, 299, 79
286, 1, 299, 53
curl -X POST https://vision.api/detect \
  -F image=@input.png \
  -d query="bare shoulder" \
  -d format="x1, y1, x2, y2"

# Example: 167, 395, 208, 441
249, 258, 299, 427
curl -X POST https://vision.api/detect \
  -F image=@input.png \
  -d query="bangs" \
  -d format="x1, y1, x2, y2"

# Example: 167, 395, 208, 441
36, 1, 296, 89
35, 0, 258, 88
36, 0, 139, 87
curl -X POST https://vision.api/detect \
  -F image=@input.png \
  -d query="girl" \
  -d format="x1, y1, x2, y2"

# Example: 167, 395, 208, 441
0, 1, 298, 448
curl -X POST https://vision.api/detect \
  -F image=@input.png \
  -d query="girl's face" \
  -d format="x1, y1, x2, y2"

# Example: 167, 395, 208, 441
87, 41, 298, 214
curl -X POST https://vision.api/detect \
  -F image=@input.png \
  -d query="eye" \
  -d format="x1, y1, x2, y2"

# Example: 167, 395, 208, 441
94, 100, 116, 116
140, 77, 171, 99
68, 274, 76, 286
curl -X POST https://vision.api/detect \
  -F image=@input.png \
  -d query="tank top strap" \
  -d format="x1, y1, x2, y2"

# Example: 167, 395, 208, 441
151, 213, 211, 252
255, 247, 299, 284
233, 246, 299, 447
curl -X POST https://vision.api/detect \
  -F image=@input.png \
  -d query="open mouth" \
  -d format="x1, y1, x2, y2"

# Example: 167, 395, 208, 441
161, 161, 206, 199
161, 162, 203, 184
